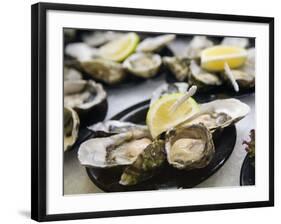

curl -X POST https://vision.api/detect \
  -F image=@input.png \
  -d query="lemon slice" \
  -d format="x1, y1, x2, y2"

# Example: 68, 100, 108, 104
146, 93, 199, 138
99, 32, 140, 62
201, 46, 247, 72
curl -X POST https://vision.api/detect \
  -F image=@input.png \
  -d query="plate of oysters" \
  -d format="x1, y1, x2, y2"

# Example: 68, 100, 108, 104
63, 30, 254, 192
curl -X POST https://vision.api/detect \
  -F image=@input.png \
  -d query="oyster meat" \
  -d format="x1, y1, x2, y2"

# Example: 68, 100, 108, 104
64, 107, 80, 151
123, 53, 162, 78
80, 58, 126, 85
188, 60, 222, 89
64, 80, 107, 125
165, 124, 215, 170
78, 128, 151, 168
137, 34, 175, 53
163, 56, 190, 81
119, 139, 165, 186
186, 36, 213, 59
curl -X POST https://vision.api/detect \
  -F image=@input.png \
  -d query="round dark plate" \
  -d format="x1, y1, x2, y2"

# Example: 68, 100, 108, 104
85, 100, 237, 192
240, 154, 255, 186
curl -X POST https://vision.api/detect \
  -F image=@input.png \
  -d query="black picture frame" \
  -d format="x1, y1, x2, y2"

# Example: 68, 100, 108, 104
31, 2, 274, 222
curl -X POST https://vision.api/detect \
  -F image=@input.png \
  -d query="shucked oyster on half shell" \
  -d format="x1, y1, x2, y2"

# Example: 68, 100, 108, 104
165, 124, 215, 170
150, 82, 189, 106
64, 107, 80, 151
188, 60, 222, 90
136, 34, 176, 53
64, 80, 108, 125
78, 126, 151, 168
181, 98, 250, 132
65, 42, 126, 85
185, 36, 214, 59
163, 56, 191, 81
80, 58, 127, 85
123, 52, 162, 78
65, 42, 100, 61
82, 31, 124, 47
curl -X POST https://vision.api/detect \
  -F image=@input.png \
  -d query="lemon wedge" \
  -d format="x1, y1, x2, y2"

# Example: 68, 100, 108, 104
99, 32, 139, 62
201, 46, 247, 72
146, 93, 199, 138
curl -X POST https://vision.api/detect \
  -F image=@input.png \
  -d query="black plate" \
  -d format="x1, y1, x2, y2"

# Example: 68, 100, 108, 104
240, 154, 255, 186
85, 100, 237, 192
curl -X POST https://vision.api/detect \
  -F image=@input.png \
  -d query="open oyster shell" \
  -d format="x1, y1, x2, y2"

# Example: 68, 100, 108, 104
64, 107, 80, 151
137, 34, 175, 53
65, 42, 127, 85
188, 60, 222, 90
65, 42, 100, 61
123, 53, 162, 78
163, 56, 191, 81
181, 98, 250, 132
119, 139, 165, 186
78, 128, 151, 168
64, 80, 108, 126
185, 36, 214, 59
165, 124, 215, 170
88, 120, 149, 135
80, 58, 126, 85
82, 31, 124, 47
150, 82, 189, 106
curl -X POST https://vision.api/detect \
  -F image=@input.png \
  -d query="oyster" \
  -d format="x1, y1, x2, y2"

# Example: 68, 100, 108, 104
188, 60, 222, 89
65, 42, 100, 61
221, 37, 249, 48
165, 124, 215, 170
181, 98, 250, 132
186, 36, 213, 59
78, 128, 151, 168
64, 107, 80, 151
80, 58, 126, 85
119, 139, 165, 186
150, 82, 189, 106
82, 31, 124, 47
64, 80, 107, 125
64, 67, 82, 81
123, 53, 162, 78
163, 56, 190, 81
137, 34, 176, 53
